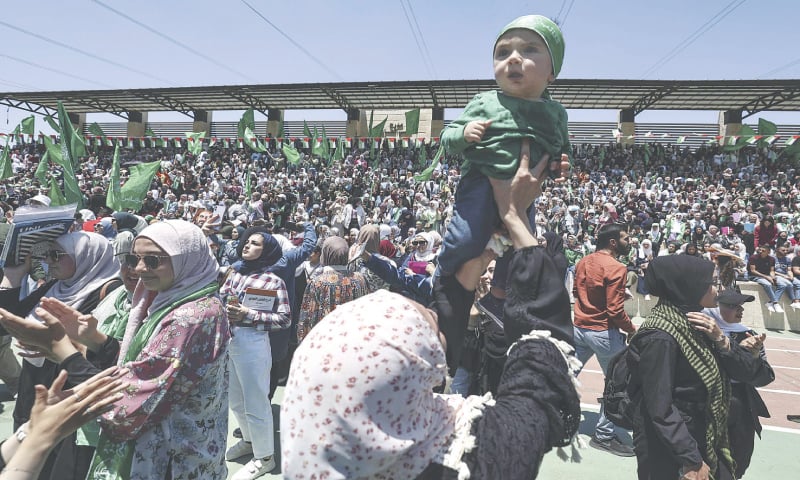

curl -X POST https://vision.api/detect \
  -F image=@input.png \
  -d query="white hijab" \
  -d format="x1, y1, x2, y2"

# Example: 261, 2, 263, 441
412, 232, 437, 262
282, 290, 479, 479
25, 232, 118, 366
118, 220, 219, 363
27, 232, 118, 323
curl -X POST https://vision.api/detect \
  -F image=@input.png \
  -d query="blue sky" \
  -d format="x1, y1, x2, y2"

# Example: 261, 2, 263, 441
0, 0, 797, 133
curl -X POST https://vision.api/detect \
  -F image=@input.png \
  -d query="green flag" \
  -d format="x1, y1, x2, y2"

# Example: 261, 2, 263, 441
106, 144, 122, 211
414, 144, 445, 182
321, 126, 331, 163
405, 108, 420, 135
88, 122, 106, 138
48, 174, 67, 206
303, 120, 312, 139
335, 137, 346, 162
370, 117, 387, 137
244, 167, 252, 197
758, 118, 778, 136
34, 151, 49, 184
185, 132, 206, 156
44, 115, 60, 134
20, 115, 35, 135
0, 136, 11, 180
282, 143, 301, 165
56, 101, 86, 168
723, 124, 754, 152
118, 161, 160, 211
43, 134, 82, 206
238, 110, 266, 152
311, 126, 325, 157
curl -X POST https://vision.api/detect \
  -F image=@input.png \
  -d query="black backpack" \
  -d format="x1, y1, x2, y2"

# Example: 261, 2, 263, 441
601, 346, 642, 430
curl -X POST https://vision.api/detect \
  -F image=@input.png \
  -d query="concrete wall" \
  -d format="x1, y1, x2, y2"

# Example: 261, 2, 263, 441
625, 281, 800, 332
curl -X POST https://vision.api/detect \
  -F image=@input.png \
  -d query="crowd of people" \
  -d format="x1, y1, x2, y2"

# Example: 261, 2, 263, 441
0, 132, 793, 479
0, 13, 794, 479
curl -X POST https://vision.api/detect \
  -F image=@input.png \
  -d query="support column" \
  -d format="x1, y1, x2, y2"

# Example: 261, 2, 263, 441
346, 108, 362, 137
68, 112, 86, 135
719, 109, 742, 138
430, 107, 444, 138
192, 110, 212, 136
267, 108, 283, 137
618, 108, 635, 145
126, 111, 148, 137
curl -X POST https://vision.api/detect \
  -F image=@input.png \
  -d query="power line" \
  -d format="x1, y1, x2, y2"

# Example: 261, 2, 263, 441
560, 0, 576, 29
0, 53, 114, 89
641, 0, 747, 79
405, 0, 438, 77
399, 0, 435, 79
92, 0, 258, 83
554, 0, 569, 22
0, 77, 38, 91
239, 0, 342, 81
0, 19, 175, 86
760, 57, 800, 78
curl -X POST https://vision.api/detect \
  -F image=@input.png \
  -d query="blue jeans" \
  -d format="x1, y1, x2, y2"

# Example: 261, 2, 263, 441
450, 367, 472, 398
754, 277, 787, 303
574, 326, 627, 439
438, 172, 535, 292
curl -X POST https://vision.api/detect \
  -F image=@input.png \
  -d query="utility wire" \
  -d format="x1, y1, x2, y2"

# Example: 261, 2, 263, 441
239, 0, 342, 81
405, 0, 438, 77
0, 53, 114, 89
399, 0, 434, 79
560, 0, 576, 29
92, 0, 258, 83
0, 19, 175, 86
554, 0, 569, 22
760, 57, 800, 78
0, 77, 38, 91
641, 0, 747, 78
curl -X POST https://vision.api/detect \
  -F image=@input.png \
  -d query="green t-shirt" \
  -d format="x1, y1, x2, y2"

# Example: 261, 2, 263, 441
441, 90, 571, 179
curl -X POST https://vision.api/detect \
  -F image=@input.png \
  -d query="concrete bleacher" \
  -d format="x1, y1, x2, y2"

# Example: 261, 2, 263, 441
625, 281, 800, 332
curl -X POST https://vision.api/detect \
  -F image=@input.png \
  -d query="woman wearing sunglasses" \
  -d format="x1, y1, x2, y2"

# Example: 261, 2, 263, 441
218, 226, 289, 479
0, 220, 230, 479
0, 231, 121, 479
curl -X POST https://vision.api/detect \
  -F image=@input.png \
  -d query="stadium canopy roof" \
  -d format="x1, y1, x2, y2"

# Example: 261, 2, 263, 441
1, 78, 798, 120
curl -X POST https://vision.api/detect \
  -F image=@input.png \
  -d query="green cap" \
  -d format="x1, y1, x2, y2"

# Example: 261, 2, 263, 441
495, 15, 565, 78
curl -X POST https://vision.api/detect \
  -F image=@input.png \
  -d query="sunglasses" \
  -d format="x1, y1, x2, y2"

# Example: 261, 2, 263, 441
411, 240, 428, 246
34, 250, 70, 262
124, 253, 170, 270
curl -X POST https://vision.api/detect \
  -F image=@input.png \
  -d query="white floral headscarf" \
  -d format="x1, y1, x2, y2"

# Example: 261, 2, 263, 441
281, 290, 470, 479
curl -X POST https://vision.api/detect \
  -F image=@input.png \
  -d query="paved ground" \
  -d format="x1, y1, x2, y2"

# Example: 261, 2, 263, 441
1, 326, 797, 479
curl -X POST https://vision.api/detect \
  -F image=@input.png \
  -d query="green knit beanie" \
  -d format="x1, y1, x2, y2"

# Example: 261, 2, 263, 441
495, 15, 565, 78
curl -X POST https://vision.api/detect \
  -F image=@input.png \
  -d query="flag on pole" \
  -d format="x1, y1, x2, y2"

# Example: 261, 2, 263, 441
117, 161, 160, 211
282, 144, 301, 165
244, 167, 252, 197
48, 174, 67, 206
43, 133, 82, 206
106, 144, 122, 211
370, 117, 387, 137
20, 115, 34, 136
405, 108, 420, 135
0, 135, 11, 180
185, 132, 206, 156
56, 101, 86, 168
414, 144, 445, 182
34, 151, 49, 184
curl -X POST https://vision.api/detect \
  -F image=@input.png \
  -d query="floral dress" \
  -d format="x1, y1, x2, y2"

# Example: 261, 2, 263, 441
297, 266, 371, 342
96, 295, 230, 479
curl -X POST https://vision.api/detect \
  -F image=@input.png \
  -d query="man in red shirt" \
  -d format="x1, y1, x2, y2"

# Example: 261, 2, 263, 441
573, 223, 636, 456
